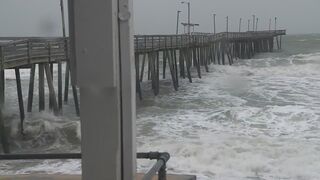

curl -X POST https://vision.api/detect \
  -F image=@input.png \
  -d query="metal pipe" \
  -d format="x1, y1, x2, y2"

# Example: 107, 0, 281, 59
142, 160, 165, 180
137, 152, 170, 180
0, 153, 81, 160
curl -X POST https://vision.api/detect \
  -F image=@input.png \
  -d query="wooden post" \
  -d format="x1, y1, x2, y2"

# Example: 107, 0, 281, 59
179, 49, 186, 78
193, 46, 201, 78
58, 60, 63, 111
276, 36, 280, 50
15, 68, 25, 134
135, 53, 142, 100
0, 47, 4, 110
0, 45, 9, 153
217, 42, 221, 64
38, 64, 45, 111
156, 51, 160, 95
163, 52, 167, 79
167, 50, 178, 91
0, 106, 9, 153
186, 49, 192, 83
48, 45, 53, 110
0, 67, 9, 153
72, 85, 80, 116
212, 43, 216, 64
140, 53, 146, 82
44, 64, 59, 115
173, 49, 179, 87
27, 65, 36, 112
0, 71, 4, 110
64, 62, 70, 103
221, 41, 226, 65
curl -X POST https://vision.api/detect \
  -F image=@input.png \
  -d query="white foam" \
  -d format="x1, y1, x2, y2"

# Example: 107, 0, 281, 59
137, 51, 320, 179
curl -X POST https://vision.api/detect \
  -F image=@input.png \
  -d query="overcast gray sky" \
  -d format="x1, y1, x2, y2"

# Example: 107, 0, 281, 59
0, 0, 319, 36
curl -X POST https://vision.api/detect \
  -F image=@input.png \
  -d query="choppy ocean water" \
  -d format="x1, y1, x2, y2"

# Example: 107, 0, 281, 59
1, 34, 320, 180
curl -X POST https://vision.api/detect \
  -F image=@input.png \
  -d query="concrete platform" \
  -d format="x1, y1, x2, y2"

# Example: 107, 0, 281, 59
0, 174, 196, 180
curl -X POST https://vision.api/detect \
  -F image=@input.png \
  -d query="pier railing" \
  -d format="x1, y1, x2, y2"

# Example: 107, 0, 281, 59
0, 30, 286, 70
134, 30, 286, 52
0, 37, 68, 69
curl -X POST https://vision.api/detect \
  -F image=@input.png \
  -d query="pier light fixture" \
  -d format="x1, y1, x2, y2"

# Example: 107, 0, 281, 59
181, 1, 191, 35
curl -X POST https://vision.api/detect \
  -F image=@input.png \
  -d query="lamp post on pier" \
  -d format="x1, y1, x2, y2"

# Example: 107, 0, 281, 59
248, 19, 250, 31
256, 17, 258, 31
269, 18, 271, 31
252, 14, 255, 31
226, 16, 229, 33
176, 10, 181, 34
213, 13, 216, 34
275, 17, 277, 31
239, 18, 242, 32
181, 1, 191, 35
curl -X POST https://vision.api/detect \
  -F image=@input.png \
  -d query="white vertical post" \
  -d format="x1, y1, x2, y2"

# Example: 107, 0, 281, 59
71, 0, 135, 179
119, 0, 136, 179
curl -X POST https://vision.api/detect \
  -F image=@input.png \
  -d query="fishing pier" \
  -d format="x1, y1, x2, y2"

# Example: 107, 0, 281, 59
0, 29, 285, 179
134, 30, 285, 98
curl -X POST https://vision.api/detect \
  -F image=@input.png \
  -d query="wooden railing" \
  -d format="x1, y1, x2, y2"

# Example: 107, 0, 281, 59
0, 38, 68, 69
134, 30, 286, 52
0, 30, 286, 69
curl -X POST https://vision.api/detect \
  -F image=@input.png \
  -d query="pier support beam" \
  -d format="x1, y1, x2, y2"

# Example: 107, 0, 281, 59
38, 64, 45, 111
27, 65, 35, 112
0, 68, 9, 153
72, 0, 136, 179
44, 64, 59, 115
15, 68, 25, 134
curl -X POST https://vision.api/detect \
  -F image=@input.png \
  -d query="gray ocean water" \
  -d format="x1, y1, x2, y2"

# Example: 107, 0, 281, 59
1, 34, 320, 180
